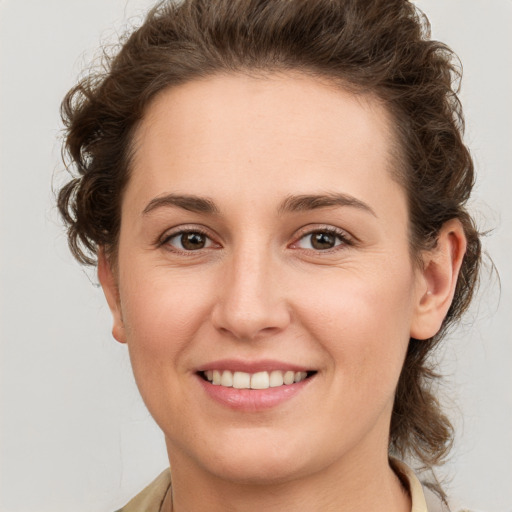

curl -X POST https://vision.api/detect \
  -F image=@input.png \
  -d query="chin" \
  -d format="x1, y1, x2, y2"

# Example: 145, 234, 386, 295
204, 450, 309, 485
170, 427, 318, 485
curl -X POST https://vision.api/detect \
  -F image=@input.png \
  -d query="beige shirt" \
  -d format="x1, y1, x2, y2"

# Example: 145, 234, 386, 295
116, 461, 469, 512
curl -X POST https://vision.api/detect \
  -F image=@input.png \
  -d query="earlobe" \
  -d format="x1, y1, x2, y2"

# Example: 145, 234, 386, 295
410, 219, 467, 340
97, 249, 127, 344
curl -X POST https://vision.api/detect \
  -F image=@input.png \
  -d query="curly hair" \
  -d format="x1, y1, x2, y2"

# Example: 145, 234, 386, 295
57, 0, 481, 489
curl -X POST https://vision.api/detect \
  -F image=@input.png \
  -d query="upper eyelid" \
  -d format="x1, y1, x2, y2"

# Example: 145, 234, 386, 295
291, 224, 354, 243
290, 229, 353, 251
158, 224, 215, 244
159, 228, 219, 254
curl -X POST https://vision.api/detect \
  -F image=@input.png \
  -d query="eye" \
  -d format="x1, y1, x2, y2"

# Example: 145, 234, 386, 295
163, 230, 216, 251
294, 229, 349, 251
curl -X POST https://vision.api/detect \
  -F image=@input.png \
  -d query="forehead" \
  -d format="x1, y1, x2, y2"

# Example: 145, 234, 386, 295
128, 72, 403, 216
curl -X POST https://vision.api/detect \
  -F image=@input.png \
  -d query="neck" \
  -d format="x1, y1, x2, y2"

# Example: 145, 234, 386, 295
165, 445, 411, 512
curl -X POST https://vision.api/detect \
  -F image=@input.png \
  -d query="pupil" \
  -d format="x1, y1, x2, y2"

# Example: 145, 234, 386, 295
182, 232, 205, 250
312, 232, 335, 250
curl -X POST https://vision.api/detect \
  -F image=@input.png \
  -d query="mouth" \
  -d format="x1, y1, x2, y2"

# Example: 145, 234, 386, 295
195, 360, 317, 410
198, 369, 316, 390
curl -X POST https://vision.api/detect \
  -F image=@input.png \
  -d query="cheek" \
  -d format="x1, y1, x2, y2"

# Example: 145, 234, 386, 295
119, 267, 217, 373
294, 265, 415, 383
118, 268, 222, 430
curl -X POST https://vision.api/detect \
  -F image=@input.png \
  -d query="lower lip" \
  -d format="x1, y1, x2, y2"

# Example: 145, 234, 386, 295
197, 374, 313, 411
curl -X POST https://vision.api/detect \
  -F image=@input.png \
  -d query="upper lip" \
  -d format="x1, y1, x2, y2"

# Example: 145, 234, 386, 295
195, 359, 313, 373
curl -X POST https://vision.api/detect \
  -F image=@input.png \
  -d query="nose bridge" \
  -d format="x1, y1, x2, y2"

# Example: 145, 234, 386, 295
212, 238, 290, 340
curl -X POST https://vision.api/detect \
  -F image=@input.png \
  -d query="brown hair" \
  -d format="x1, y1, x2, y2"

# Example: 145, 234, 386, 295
58, 0, 481, 486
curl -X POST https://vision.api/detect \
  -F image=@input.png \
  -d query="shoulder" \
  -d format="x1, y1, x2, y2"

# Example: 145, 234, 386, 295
115, 469, 172, 512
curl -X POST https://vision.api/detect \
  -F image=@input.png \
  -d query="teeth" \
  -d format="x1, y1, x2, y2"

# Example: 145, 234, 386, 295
251, 371, 269, 389
283, 370, 295, 385
233, 371, 251, 389
220, 370, 233, 387
203, 369, 310, 389
269, 370, 284, 387
294, 371, 307, 383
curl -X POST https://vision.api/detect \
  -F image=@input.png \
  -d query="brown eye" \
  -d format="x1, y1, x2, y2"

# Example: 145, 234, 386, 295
165, 231, 214, 251
181, 232, 206, 250
295, 229, 348, 251
310, 232, 336, 250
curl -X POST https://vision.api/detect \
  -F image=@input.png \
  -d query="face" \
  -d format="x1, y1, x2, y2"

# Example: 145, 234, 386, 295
101, 73, 432, 484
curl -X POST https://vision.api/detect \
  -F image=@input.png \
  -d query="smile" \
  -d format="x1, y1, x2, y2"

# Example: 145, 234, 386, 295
201, 370, 311, 389
196, 361, 316, 410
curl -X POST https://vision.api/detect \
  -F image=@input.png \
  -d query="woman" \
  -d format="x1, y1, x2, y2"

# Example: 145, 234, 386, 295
57, 0, 481, 510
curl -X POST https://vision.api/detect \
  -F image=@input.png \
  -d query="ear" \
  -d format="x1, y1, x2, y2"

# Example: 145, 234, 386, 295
410, 219, 467, 340
97, 248, 127, 344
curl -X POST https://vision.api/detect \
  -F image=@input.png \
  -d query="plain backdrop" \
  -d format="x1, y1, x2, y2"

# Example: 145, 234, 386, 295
1, 1, 511, 511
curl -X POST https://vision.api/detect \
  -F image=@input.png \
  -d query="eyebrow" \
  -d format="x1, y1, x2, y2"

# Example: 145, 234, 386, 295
143, 194, 220, 215
277, 193, 377, 217
142, 192, 376, 217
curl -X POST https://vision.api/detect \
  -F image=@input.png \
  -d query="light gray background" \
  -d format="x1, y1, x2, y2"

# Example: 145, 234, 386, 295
1, 1, 510, 511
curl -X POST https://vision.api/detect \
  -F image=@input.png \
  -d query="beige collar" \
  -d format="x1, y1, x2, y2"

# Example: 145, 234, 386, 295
391, 459, 431, 512
115, 469, 171, 512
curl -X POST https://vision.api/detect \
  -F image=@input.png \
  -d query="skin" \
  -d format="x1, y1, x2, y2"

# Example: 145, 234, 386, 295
98, 73, 466, 512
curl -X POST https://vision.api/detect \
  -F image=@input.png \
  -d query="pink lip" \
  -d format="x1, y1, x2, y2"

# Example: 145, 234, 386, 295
195, 359, 312, 373
194, 359, 315, 412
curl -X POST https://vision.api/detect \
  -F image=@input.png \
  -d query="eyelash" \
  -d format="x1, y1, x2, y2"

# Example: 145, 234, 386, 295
159, 226, 215, 254
159, 225, 354, 254
291, 226, 353, 252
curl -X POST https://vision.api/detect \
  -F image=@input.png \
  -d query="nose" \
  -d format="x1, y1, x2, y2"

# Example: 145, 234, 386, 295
211, 247, 291, 341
